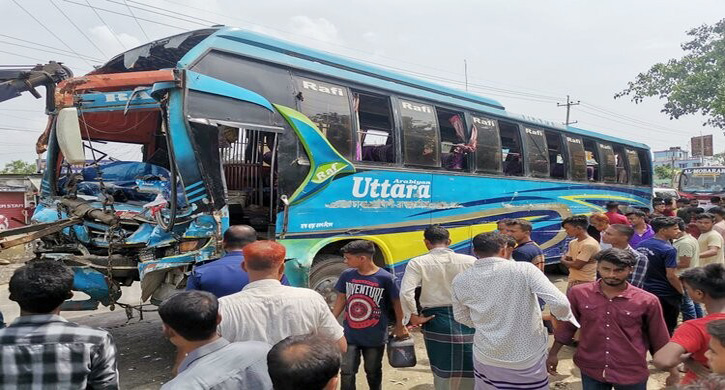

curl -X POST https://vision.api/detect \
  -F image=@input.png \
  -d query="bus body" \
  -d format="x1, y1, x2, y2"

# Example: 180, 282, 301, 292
31, 27, 652, 309
677, 167, 725, 208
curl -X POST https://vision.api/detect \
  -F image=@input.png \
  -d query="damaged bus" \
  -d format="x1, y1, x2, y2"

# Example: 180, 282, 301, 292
26, 27, 652, 309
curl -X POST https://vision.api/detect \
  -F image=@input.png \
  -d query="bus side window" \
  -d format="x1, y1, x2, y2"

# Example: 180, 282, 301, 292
598, 142, 617, 183
294, 77, 353, 159
399, 99, 440, 167
545, 131, 566, 180
472, 114, 502, 174
499, 121, 523, 176
523, 127, 549, 178
637, 149, 652, 185
614, 145, 630, 184
352, 92, 395, 163
583, 139, 600, 181
626, 148, 643, 185
436, 108, 471, 171
566, 135, 587, 181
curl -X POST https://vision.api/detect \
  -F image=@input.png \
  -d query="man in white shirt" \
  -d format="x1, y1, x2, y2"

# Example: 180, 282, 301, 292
218, 241, 346, 352
400, 225, 476, 389
451, 232, 576, 390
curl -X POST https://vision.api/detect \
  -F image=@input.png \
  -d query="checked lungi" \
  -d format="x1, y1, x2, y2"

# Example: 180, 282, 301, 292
421, 306, 475, 390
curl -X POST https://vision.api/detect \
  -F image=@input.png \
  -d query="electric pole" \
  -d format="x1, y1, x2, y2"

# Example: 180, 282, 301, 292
557, 95, 580, 126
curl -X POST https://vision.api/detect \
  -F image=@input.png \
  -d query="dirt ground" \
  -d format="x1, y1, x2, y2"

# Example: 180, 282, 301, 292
0, 252, 669, 389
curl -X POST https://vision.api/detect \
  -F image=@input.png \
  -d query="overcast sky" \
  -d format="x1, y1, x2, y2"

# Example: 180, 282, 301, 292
1, 0, 723, 166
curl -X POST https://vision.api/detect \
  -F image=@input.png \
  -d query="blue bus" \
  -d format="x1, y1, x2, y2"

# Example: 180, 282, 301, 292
32, 27, 652, 308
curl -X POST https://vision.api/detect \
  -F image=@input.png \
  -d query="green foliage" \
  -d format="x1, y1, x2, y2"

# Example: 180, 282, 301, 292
654, 164, 679, 181
0, 160, 37, 174
616, 19, 725, 129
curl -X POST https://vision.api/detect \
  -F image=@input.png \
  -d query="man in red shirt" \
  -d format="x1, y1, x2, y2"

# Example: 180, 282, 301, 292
605, 202, 629, 225
653, 263, 725, 385
547, 248, 671, 389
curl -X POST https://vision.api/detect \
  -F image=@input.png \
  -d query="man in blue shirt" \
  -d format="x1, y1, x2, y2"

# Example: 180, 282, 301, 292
636, 216, 684, 335
186, 225, 287, 297
505, 219, 546, 270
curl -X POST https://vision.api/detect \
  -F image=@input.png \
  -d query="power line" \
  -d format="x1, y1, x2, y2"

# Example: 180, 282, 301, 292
11, 0, 95, 68
580, 102, 682, 133
49, 0, 109, 58
84, 0, 128, 50
0, 34, 99, 60
61, 0, 191, 30
0, 40, 103, 62
122, 0, 150, 40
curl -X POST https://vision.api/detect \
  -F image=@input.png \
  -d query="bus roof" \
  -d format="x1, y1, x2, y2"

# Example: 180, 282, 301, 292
174, 27, 648, 150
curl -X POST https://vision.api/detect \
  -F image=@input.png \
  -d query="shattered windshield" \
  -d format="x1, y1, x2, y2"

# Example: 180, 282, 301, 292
680, 168, 725, 193
90, 28, 218, 74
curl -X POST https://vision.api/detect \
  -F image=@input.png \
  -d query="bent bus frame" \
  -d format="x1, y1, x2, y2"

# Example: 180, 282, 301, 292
31, 27, 652, 309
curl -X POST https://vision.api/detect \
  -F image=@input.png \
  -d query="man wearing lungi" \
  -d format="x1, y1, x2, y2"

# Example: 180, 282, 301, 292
400, 225, 477, 389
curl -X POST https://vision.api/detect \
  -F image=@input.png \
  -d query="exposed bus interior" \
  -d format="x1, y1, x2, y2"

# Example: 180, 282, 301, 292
545, 131, 566, 180
584, 139, 600, 181
354, 91, 395, 163
221, 127, 278, 234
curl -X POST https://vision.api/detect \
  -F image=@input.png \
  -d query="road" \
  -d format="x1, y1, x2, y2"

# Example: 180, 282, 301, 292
0, 253, 669, 389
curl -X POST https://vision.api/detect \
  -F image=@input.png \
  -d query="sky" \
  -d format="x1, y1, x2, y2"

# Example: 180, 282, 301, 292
1, 0, 724, 166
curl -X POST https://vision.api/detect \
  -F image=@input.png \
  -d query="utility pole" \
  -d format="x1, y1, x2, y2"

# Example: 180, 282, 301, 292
464, 59, 468, 92
557, 95, 580, 126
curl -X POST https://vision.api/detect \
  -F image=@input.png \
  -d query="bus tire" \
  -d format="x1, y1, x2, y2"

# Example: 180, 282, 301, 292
309, 255, 348, 309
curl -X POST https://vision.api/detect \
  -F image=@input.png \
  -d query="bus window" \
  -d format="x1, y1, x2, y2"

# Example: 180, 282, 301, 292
437, 108, 471, 171
353, 92, 395, 163
566, 135, 587, 181
546, 131, 566, 180
614, 145, 629, 184
472, 114, 502, 174
598, 142, 617, 183
295, 77, 353, 159
399, 99, 440, 167
524, 127, 549, 178
637, 149, 652, 185
626, 148, 643, 185
583, 139, 600, 181
500, 121, 523, 176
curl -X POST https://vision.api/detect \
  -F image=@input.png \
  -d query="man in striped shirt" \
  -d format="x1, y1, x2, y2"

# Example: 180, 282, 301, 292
601, 224, 649, 288
0, 260, 119, 389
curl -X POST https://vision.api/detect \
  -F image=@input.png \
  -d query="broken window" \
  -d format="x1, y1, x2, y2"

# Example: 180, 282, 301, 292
399, 99, 440, 167
295, 77, 353, 159
353, 91, 395, 163
523, 126, 549, 178
437, 108, 472, 171
472, 114, 502, 174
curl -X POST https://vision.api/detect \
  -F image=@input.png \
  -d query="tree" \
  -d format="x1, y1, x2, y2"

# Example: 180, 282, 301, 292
0, 160, 37, 174
615, 19, 725, 129
654, 164, 679, 182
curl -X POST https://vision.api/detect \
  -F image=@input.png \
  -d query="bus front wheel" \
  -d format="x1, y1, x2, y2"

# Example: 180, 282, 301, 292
309, 255, 348, 309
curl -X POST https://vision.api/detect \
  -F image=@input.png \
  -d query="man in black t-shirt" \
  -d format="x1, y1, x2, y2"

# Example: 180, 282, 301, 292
505, 219, 545, 270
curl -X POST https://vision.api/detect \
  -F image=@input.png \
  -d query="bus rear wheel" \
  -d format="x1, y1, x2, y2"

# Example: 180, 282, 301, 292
309, 255, 348, 309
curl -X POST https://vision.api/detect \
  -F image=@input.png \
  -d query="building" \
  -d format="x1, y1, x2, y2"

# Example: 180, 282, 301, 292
0, 174, 42, 230
653, 147, 713, 169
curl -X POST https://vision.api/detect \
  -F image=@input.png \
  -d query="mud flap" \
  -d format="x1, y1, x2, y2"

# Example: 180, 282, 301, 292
61, 267, 120, 310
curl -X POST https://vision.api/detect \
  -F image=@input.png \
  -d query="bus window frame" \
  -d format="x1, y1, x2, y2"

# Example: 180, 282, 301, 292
522, 126, 550, 178
544, 130, 568, 181
625, 148, 643, 186
598, 142, 618, 184
499, 120, 524, 177
467, 112, 502, 175
397, 97, 442, 169
350, 89, 399, 167
564, 134, 587, 182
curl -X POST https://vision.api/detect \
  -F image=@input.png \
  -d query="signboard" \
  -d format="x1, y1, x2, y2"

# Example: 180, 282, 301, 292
688, 167, 725, 176
691, 135, 713, 157
0, 192, 26, 230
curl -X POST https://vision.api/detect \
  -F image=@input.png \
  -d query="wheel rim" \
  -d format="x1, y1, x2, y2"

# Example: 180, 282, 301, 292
313, 276, 339, 308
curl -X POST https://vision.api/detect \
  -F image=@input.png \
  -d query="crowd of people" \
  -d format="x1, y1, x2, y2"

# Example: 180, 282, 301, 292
1, 199, 725, 389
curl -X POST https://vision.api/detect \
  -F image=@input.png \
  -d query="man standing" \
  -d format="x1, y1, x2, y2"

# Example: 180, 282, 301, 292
187, 225, 288, 297
600, 224, 649, 288
400, 225, 476, 389
706, 320, 725, 376
589, 213, 612, 250
696, 213, 725, 266
160, 291, 272, 390
637, 217, 683, 335
560, 215, 601, 291
267, 335, 341, 390
652, 199, 667, 217
709, 206, 725, 239
653, 264, 725, 385
0, 261, 118, 389
451, 232, 576, 390
505, 219, 546, 270
547, 248, 671, 389
626, 210, 655, 248
710, 196, 723, 211
674, 218, 703, 321
605, 201, 629, 225
218, 241, 346, 351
